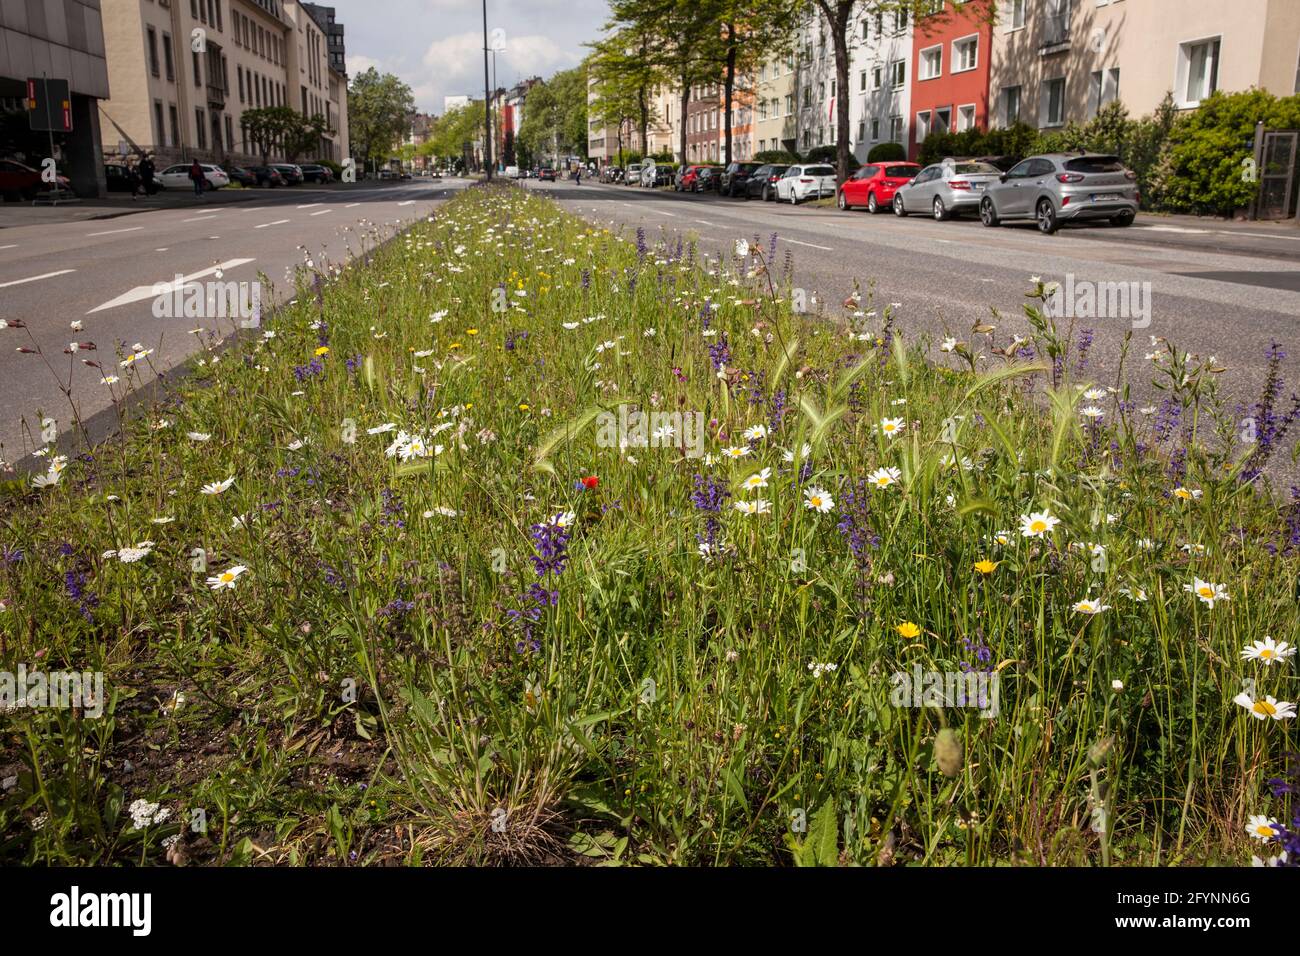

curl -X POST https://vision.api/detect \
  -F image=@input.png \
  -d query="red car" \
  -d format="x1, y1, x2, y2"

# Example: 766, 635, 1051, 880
838, 161, 921, 214
676, 164, 709, 192
0, 158, 71, 200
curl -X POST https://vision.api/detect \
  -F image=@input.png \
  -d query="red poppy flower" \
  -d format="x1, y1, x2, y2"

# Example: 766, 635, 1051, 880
581, 476, 599, 489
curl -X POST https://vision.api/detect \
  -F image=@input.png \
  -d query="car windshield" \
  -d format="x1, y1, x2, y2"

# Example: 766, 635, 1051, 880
1065, 156, 1125, 173
885, 165, 917, 178
951, 163, 1000, 175
805, 166, 835, 176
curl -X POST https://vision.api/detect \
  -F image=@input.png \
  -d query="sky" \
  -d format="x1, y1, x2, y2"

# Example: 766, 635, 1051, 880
329, 0, 613, 114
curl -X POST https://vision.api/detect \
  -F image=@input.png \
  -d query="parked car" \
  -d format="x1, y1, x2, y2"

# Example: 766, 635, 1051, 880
377, 169, 396, 181
979, 152, 1139, 234
891, 159, 999, 220
651, 165, 675, 187
0, 159, 73, 200
599, 166, 621, 183
538, 167, 556, 181
270, 163, 304, 185
676, 164, 706, 191
298, 163, 334, 184
720, 161, 762, 198
156, 163, 229, 190
245, 165, 286, 187
745, 164, 790, 200
692, 166, 722, 193
837, 161, 920, 213
774, 164, 836, 203
104, 163, 141, 193
623, 162, 644, 186
221, 165, 258, 188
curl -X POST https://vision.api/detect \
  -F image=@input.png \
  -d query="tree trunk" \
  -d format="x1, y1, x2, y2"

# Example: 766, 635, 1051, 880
638, 87, 649, 159
723, 26, 736, 167
678, 77, 692, 165
833, 29, 850, 183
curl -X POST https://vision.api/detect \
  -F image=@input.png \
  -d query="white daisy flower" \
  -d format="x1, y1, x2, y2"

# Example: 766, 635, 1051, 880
1241, 636, 1295, 666
1019, 510, 1060, 538
207, 565, 248, 590
200, 476, 235, 496
1184, 577, 1228, 608
804, 486, 834, 513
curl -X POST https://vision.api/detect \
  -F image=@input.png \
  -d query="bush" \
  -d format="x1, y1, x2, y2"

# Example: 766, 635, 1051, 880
753, 149, 799, 164
314, 159, 343, 180
866, 142, 906, 163
802, 145, 860, 171
1160, 89, 1300, 216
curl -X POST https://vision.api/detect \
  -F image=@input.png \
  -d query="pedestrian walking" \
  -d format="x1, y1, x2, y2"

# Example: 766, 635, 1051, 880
139, 155, 156, 196
189, 159, 205, 197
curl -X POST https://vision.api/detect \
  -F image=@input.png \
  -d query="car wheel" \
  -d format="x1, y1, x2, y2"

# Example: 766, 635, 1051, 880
837, 190, 850, 211
892, 193, 907, 217
789, 188, 798, 205
979, 197, 1000, 227
1110, 211, 1135, 227
867, 193, 879, 214
933, 196, 951, 221
1036, 198, 1058, 235
763, 185, 772, 201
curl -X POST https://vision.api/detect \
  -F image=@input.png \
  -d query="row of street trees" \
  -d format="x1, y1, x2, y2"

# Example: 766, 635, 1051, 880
592, 1, 960, 184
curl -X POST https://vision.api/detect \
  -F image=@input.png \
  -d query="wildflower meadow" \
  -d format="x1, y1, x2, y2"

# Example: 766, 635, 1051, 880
1, 182, 1296, 867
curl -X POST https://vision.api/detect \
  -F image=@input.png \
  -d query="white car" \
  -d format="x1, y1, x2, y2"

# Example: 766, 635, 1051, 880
775, 164, 837, 204
156, 163, 229, 190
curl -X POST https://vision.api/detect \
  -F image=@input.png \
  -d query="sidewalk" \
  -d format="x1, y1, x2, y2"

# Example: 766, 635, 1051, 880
0, 182, 351, 229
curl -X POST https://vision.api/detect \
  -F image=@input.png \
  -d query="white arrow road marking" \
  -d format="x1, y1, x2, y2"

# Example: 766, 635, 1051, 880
87, 258, 255, 314
255, 219, 291, 229
0, 269, 75, 289
86, 226, 144, 237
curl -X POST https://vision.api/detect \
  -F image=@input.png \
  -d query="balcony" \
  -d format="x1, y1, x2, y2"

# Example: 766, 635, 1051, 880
1038, 14, 1070, 55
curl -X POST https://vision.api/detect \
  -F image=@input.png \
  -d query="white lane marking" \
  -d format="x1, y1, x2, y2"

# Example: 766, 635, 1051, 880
694, 219, 715, 226
0, 269, 75, 289
155, 248, 169, 252
345, 202, 361, 208
784, 238, 834, 251
397, 200, 416, 207
87, 258, 255, 314
86, 226, 144, 237
310, 209, 333, 216
0, 244, 17, 250
183, 215, 218, 223
297, 203, 322, 209
255, 219, 291, 229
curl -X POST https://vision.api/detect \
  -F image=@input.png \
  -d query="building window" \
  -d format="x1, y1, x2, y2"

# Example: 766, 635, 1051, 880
916, 111, 931, 143
225, 115, 234, 150
238, 66, 244, 103
785, 93, 794, 114
953, 36, 978, 73
1043, 0, 1071, 46
894, 9, 908, 32
152, 100, 164, 144
169, 104, 179, 146
147, 27, 160, 76
890, 115, 903, 142
1088, 68, 1120, 117
163, 33, 174, 81
195, 108, 207, 149
871, 118, 881, 141
1179, 37, 1220, 106
1002, 85, 1022, 125
934, 107, 951, 134
1042, 77, 1066, 126
919, 45, 942, 80
192, 51, 202, 87
957, 104, 976, 131
857, 120, 865, 141
1008, 0, 1027, 30
891, 60, 906, 89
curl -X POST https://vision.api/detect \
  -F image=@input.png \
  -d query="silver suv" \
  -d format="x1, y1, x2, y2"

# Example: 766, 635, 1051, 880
979, 152, 1139, 234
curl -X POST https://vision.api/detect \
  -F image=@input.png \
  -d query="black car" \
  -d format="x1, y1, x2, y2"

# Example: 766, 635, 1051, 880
246, 165, 286, 187
538, 167, 556, 181
271, 164, 305, 185
651, 165, 675, 187
693, 166, 721, 193
298, 163, 333, 184
719, 161, 762, 198
104, 163, 140, 193
745, 164, 790, 200
222, 165, 258, 187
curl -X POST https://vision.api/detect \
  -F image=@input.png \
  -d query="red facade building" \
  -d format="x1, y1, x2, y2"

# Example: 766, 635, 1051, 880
908, 0, 993, 160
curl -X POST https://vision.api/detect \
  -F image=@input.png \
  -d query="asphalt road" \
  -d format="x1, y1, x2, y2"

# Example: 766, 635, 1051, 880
531, 177, 1300, 483
0, 178, 468, 468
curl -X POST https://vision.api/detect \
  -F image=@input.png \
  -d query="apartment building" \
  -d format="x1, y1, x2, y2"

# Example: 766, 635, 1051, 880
0, 0, 111, 195
910, 0, 994, 157
96, 0, 347, 167
586, 71, 643, 165
991, 0, 1300, 132
850, 4, 913, 159
685, 81, 719, 163
754, 53, 796, 155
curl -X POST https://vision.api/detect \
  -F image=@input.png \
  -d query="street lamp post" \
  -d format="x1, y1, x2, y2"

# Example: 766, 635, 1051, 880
481, 0, 493, 180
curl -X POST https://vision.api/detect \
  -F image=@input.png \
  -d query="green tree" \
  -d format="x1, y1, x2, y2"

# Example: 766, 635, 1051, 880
240, 106, 330, 164
348, 68, 416, 174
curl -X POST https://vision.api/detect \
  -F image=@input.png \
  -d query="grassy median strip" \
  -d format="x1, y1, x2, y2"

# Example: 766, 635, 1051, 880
1, 182, 1296, 866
